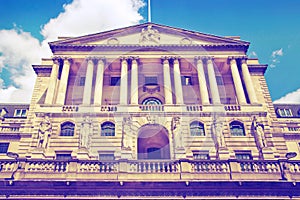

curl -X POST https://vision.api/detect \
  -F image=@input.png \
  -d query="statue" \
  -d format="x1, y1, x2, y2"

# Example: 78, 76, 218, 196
80, 116, 92, 148
37, 116, 52, 149
253, 116, 267, 149
172, 116, 183, 148
212, 117, 226, 149
122, 116, 132, 150
139, 25, 160, 44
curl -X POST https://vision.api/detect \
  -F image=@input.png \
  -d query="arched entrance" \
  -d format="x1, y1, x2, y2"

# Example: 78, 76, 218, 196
137, 124, 170, 159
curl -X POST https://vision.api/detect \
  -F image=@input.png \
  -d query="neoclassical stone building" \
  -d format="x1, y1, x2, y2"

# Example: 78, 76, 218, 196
0, 23, 300, 199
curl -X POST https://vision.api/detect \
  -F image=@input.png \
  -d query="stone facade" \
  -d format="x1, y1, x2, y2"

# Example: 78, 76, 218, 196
0, 23, 300, 199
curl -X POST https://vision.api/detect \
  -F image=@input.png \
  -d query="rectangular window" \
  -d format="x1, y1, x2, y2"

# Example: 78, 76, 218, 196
99, 153, 115, 161
79, 77, 85, 86
278, 109, 293, 117
216, 76, 224, 85
14, 109, 27, 117
235, 153, 252, 160
110, 77, 121, 86
56, 153, 72, 160
181, 76, 192, 85
0, 143, 9, 153
144, 76, 158, 85
193, 152, 209, 160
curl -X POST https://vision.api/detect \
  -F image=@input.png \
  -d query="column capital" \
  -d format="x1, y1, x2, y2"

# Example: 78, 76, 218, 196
240, 57, 248, 64
161, 56, 180, 64
86, 56, 106, 65
63, 57, 73, 65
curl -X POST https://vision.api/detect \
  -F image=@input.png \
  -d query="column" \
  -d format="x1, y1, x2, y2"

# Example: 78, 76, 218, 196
196, 58, 210, 104
229, 58, 247, 104
206, 58, 221, 104
94, 58, 105, 105
45, 58, 60, 104
162, 57, 173, 104
82, 58, 94, 105
241, 58, 258, 104
56, 58, 72, 105
130, 58, 139, 105
173, 58, 184, 104
119, 58, 128, 105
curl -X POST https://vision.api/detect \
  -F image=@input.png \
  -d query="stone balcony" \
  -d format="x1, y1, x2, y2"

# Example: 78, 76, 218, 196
0, 159, 299, 182
36, 104, 265, 116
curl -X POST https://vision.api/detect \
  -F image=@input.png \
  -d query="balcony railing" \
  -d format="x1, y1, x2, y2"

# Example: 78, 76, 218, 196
1, 159, 300, 182
36, 104, 264, 114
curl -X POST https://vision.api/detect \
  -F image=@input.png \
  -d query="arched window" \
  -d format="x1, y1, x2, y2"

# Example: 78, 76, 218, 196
190, 121, 205, 136
60, 122, 75, 136
142, 98, 162, 105
101, 122, 115, 136
230, 121, 245, 136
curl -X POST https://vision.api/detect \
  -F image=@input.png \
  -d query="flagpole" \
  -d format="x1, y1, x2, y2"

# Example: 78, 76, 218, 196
148, 0, 151, 22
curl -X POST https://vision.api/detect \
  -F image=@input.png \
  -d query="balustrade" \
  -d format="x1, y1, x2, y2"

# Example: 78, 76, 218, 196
224, 105, 241, 111
0, 126, 20, 132
139, 105, 164, 111
0, 161, 16, 172
26, 161, 68, 172
62, 105, 78, 112
238, 160, 280, 173
79, 161, 118, 173
191, 161, 229, 173
129, 160, 179, 173
186, 105, 202, 112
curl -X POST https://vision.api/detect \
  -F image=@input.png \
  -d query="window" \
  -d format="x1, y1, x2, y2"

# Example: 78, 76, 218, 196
110, 77, 121, 86
216, 76, 224, 85
101, 122, 115, 136
56, 153, 72, 160
99, 153, 115, 161
144, 76, 158, 85
277, 108, 293, 117
60, 122, 75, 136
0, 143, 9, 153
230, 121, 245, 136
14, 109, 27, 117
142, 98, 162, 105
235, 152, 252, 160
190, 121, 205, 136
181, 76, 192, 85
79, 77, 85, 86
193, 152, 209, 160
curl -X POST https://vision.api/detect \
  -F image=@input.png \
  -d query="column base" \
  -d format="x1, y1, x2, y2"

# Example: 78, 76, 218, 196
121, 148, 133, 160
76, 147, 90, 160
174, 147, 186, 159
29, 148, 46, 159
261, 147, 275, 160
218, 148, 230, 160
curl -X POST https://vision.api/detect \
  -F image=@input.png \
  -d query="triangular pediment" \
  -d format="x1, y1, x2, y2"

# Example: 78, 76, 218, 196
49, 22, 249, 49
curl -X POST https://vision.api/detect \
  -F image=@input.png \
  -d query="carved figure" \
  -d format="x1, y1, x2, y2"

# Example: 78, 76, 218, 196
80, 116, 92, 148
213, 118, 226, 149
172, 117, 183, 148
37, 116, 52, 148
253, 116, 267, 149
122, 116, 132, 150
140, 25, 160, 44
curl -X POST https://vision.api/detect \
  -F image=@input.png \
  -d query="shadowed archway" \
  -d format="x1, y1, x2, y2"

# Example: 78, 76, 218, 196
137, 124, 170, 159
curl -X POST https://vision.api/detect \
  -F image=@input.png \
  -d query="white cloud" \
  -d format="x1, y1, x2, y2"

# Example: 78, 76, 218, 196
274, 88, 300, 104
41, 0, 145, 42
269, 48, 283, 68
0, 0, 145, 103
248, 51, 257, 58
271, 48, 283, 57
0, 29, 45, 103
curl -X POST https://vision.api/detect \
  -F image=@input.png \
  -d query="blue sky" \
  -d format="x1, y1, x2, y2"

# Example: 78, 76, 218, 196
0, 0, 299, 103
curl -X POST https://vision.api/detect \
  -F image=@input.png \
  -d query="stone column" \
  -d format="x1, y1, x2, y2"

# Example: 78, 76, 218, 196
120, 58, 128, 105
162, 57, 173, 104
241, 58, 258, 104
94, 58, 105, 105
45, 58, 60, 104
173, 58, 184, 104
82, 58, 94, 105
229, 58, 247, 104
195, 57, 210, 104
56, 58, 72, 105
206, 58, 221, 104
130, 58, 139, 105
